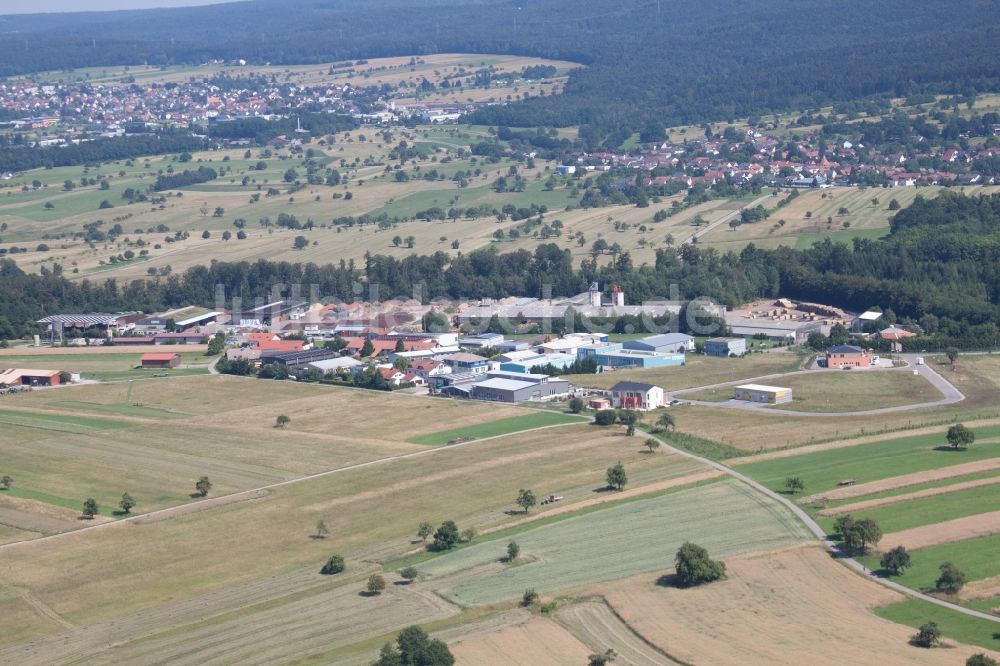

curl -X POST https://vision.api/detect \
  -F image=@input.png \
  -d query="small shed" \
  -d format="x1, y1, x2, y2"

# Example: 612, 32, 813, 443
140, 352, 181, 369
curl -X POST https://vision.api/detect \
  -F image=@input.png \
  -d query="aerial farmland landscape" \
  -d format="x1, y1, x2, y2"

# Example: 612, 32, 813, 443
1, 1, 1000, 665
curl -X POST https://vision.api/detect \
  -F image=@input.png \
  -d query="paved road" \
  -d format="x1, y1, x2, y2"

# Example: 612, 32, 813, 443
640, 427, 1000, 625
676, 354, 965, 417
680, 193, 774, 246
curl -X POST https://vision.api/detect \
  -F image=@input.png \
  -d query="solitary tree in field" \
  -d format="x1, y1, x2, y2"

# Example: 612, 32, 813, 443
674, 542, 726, 587
912, 621, 941, 648
844, 517, 882, 554
946, 423, 974, 449
967, 654, 998, 666
644, 438, 661, 454
400, 566, 419, 584
119, 492, 136, 514
315, 520, 329, 539
366, 573, 387, 595
784, 477, 805, 494
935, 561, 966, 593
320, 554, 345, 575
507, 540, 520, 563
880, 545, 912, 576
275, 414, 291, 428
461, 527, 477, 543
515, 488, 537, 514
568, 396, 585, 414
82, 498, 99, 519
195, 476, 212, 497
416, 521, 433, 541
946, 347, 959, 366
606, 462, 627, 491
432, 521, 460, 551
0, 475, 12, 490
374, 626, 453, 666
521, 588, 539, 607
657, 412, 675, 432
588, 649, 618, 666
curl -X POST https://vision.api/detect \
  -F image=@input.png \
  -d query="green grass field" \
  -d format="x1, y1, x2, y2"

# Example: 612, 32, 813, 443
821, 469, 1000, 509
0, 408, 133, 432
816, 483, 1000, 534
418, 480, 811, 606
874, 598, 1000, 652
734, 426, 1000, 495
407, 411, 584, 445
859, 533, 1000, 591
0, 350, 212, 381
771, 371, 940, 413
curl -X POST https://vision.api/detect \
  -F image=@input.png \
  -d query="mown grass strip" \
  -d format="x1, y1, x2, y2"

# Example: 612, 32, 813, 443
382, 476, 723, 571
407, 411, 584, 446
0, 408, 133, 432
0, 487, 120, 518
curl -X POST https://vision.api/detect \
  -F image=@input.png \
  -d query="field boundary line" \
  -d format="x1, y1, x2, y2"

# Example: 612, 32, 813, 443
641, 428, 1000, 626
0, 420, 586, 553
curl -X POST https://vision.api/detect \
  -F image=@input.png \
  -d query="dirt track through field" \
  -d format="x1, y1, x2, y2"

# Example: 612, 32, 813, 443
818, 476, 1000, 516
728, 417, 1000, 466
803, 458, 1000, 504
880, 510, 1000, 550
556, 602, 682, 666
449, 615, 593, 666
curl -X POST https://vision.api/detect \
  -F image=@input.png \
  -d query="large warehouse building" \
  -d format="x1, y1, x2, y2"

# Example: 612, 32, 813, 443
733, 384, 793, 405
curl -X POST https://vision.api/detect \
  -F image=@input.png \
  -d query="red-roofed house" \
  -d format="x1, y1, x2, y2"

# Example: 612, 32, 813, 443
879, 325, 916, 341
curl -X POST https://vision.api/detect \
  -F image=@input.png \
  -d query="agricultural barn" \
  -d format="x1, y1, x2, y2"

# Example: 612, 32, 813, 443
733, 384, 792, 404
140, 352, 181, 369
623, 333, 695, 354
825, 345, 872, 369
37, 313, 137, 336
610, 381, 665, 411
0, 368, 61, 387
705, 337, 747, 358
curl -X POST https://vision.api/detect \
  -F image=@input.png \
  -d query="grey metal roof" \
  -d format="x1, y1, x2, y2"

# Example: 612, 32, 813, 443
610, 381, 660, 393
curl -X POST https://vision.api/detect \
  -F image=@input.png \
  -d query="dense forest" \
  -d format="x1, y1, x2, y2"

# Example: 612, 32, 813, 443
1, 1, 999, 144
2, 192, 999, 349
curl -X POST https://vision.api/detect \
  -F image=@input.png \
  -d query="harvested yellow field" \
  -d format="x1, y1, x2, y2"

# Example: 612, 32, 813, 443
961, 575, 1000, 602
449, 616, 592, 665
556, 602, 682, 666
598, 544, 997, 665
880, 510, 1000, 550
819, 477, 1000, 516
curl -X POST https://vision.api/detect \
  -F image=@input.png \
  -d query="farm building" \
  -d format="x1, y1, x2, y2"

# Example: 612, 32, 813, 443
0, 368, 61, 387
623, 333, 695, 354
37, 313, 140, 338
152, 332, 205, 345
140, 352, 181, 369
825, 345, 872, 369
733, 384, 792, 404
878, 325, 916, 341
259, 348, 334, 370
705, 337, 747, 357
609, 381, 665, 411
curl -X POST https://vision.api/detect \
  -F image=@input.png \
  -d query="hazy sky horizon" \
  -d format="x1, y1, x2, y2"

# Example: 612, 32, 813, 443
0, 0, 233, 15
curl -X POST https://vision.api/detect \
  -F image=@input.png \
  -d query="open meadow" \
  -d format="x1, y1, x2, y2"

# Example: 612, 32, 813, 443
0, 346, 211, 381
681, 369, 942, 413
698, 185, 1000, 253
